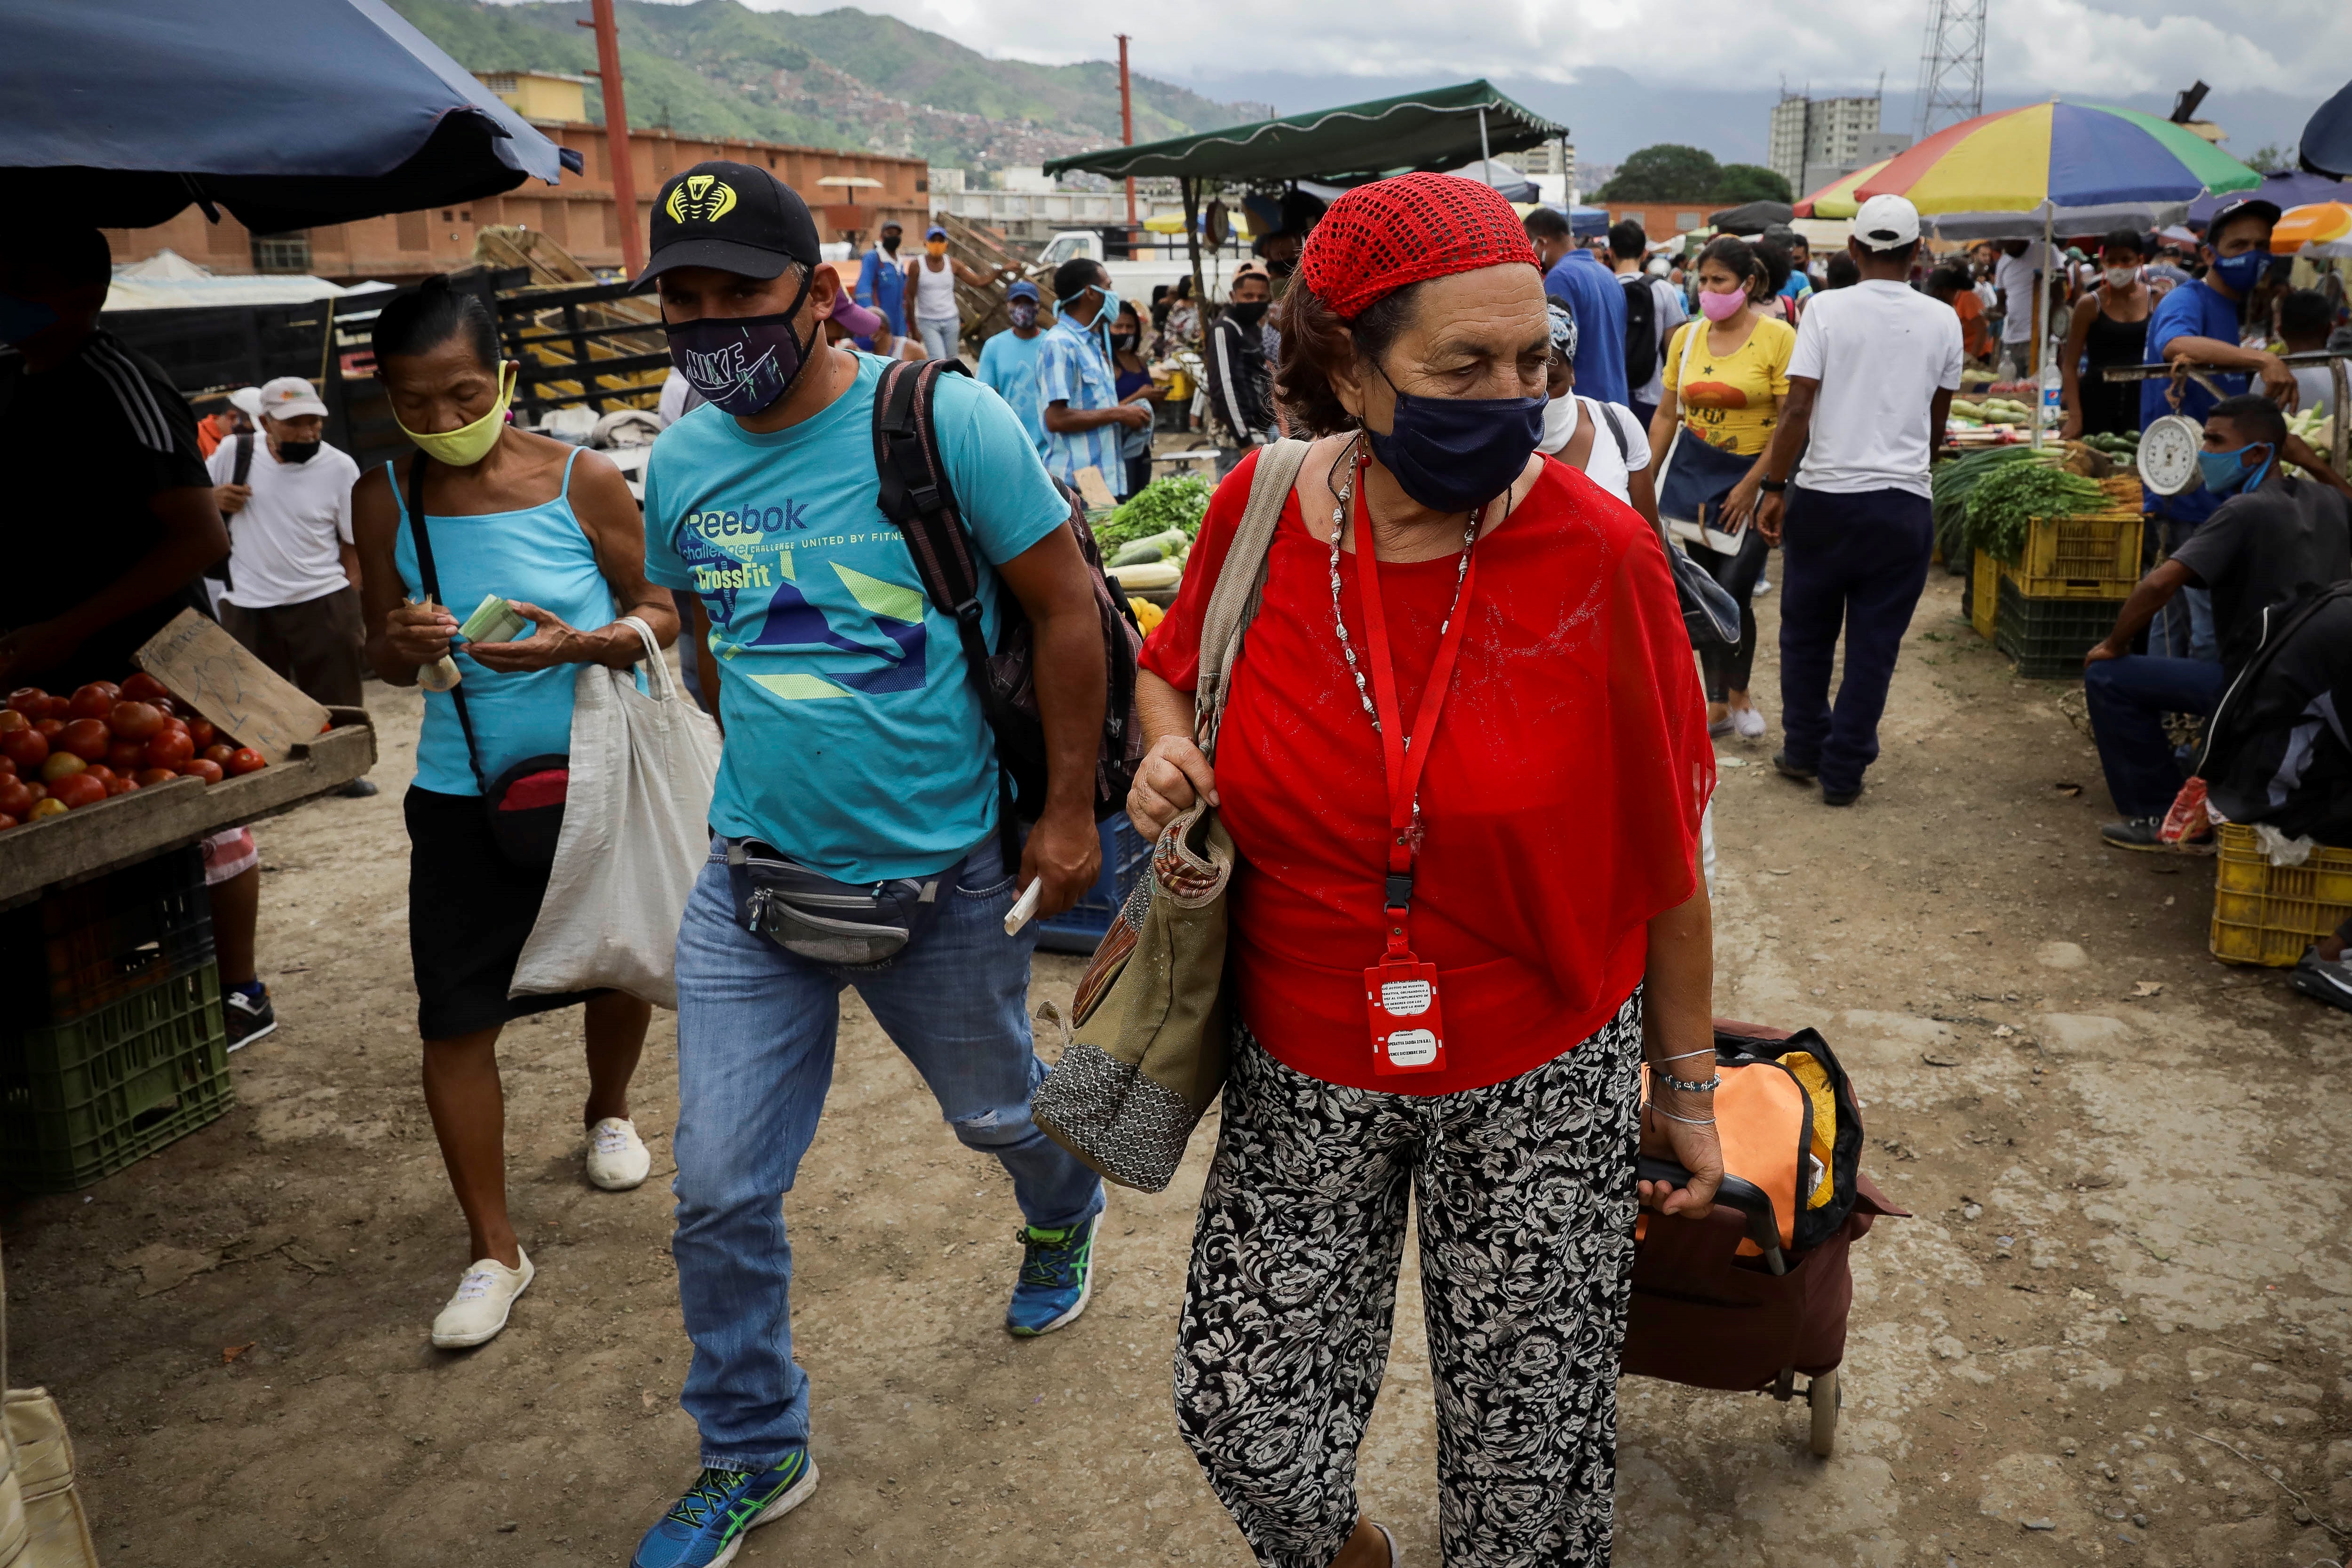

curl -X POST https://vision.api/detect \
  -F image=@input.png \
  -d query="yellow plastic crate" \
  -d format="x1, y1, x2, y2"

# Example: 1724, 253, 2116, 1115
1970, 550, 1999, 640
2010, 509, 2143, 600
2209, 823, 2352, 966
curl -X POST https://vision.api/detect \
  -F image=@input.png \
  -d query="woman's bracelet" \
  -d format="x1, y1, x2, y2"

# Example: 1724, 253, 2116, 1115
1647, 1103, 1717, 1127
1655, 1071, 1721, 1095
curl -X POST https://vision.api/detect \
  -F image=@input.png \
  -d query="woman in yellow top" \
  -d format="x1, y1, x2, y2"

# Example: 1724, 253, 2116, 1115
1649, 234, 1796, 740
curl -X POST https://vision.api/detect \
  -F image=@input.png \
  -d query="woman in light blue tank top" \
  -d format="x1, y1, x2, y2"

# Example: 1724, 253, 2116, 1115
350, 277, 679, 1350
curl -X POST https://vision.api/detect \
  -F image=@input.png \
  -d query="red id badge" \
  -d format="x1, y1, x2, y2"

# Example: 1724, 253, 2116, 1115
1365, 957, 1448, 1075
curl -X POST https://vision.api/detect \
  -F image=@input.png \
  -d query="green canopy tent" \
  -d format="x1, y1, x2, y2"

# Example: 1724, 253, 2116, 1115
1042, 80, 1568, 309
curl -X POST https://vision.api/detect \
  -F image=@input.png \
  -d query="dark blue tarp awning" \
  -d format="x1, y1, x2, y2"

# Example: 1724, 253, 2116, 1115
0, 0, 580, 232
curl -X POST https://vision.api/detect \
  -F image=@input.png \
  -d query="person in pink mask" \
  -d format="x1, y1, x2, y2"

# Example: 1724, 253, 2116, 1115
1648, 234, 1794, 741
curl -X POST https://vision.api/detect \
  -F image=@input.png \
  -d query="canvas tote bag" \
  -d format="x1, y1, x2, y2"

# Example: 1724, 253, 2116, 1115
1030, 438, 1312, 1192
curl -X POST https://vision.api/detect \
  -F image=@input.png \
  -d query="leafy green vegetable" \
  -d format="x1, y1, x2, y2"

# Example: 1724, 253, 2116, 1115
1093, 475, 1213, 551
1932, 447, 2046, 565
1963, 462, 2109, 565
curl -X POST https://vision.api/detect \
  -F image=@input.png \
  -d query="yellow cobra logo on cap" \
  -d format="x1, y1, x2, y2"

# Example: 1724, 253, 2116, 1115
667, 174, 738, 223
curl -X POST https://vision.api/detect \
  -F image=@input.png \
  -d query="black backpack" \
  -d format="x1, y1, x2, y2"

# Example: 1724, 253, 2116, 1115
203, 431, 255, 587
1621, 275, 1661, 385
870, 358, 1144, 862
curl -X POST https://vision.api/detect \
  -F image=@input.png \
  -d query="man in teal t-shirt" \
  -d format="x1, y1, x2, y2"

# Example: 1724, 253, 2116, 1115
626, 160, 1109, 1568
975, 279, 1050, 459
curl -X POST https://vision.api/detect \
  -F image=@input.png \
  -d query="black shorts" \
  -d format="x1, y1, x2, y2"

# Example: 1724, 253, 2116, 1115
405, 786, 607, 1039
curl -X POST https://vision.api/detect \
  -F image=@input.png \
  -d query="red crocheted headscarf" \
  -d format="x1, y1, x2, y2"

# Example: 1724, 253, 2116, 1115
1297, 171, 1542, 321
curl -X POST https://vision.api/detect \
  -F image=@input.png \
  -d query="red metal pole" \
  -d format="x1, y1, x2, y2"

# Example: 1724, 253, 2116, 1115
1116, 34, 1137, 242
580, 0, 643, 277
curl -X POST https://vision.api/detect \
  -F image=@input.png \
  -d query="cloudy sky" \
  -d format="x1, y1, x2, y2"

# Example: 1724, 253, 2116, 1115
742, 0, 2346, 162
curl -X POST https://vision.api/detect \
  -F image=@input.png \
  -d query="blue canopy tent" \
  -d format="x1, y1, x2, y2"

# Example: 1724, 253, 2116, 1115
0, 0, 580, 233
2188, 167, 2345, 224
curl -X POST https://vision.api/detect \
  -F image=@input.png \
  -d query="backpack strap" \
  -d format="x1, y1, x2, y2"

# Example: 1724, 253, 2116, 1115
1195, 437, 1311, 758
870, 356, 1022, 866
231, 431, 254, 486
1590, 398, 1631, 462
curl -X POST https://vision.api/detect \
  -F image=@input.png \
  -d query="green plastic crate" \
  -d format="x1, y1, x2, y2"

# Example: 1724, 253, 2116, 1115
1, 963, 234, 1193
1994, 578, 2126, 680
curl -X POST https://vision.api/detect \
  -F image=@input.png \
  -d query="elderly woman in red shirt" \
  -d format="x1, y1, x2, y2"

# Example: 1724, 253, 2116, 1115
1129, 174, 1722, 1568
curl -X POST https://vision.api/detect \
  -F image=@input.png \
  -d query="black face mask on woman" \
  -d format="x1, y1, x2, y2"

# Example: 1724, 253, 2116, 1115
1365, 361, 1546, 515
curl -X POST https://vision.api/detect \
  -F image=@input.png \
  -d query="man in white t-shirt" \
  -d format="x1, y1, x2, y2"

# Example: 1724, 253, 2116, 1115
1753, 194, 1963, 807
1993, 237, 2046, 372
206, 375, 373, 792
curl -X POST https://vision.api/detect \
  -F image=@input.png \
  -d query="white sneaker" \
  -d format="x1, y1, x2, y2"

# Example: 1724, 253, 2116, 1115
586, 1116, 651, 1191
1732, 705, 1768, 740
1753, 574, 1772, 596
430, 1250, 533, 1348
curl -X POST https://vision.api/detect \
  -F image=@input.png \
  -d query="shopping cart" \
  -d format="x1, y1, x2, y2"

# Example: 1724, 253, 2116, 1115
1621, 1018, 1907, 1457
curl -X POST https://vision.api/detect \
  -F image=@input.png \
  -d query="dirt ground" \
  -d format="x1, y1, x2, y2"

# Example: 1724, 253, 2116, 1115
9, 567, 2352, 1568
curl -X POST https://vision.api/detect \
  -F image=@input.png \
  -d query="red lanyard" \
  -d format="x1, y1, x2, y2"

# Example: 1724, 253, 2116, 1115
1349, 466, 1479, 961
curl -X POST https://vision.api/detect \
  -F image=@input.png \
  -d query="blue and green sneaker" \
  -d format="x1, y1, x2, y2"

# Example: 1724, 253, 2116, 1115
1005, 1212, 1100, 1337
630, 1453, 818, 1568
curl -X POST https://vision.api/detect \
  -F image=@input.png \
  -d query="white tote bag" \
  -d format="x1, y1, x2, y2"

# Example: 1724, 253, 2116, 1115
510, 615, 721, 1009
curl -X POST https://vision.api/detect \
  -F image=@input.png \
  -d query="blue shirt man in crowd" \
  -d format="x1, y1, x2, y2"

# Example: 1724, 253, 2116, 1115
976, 279, 1050, 458
1524, 207, 1629, 405
628, 159, 1108, 1568
1036, 256, 1150, 497
853, 219, 907, 337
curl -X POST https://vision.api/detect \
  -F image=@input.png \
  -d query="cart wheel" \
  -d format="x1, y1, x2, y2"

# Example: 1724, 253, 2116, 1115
1807, 1368, 1841, 1458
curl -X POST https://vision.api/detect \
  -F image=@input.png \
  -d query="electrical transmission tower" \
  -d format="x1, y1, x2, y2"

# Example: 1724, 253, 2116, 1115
1913, 0, 1987, 143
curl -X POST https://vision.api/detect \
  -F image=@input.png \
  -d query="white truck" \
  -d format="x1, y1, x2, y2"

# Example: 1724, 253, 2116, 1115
1034, 230, 1252, 303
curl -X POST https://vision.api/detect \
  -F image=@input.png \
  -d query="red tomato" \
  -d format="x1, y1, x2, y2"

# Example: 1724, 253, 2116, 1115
106, 737, 146, 772
0, 709, 24, 735
81, 764, 115, 786
23, 781, 45, 803
150, 695, 178, 719
177, 757, 224, 785
144, 729, 195, 768
39, 695, 69, 721
49, 774, 104, 809
184, 717, 216, 749
0, 813, 16, 831
67, 683, 119, 721
225, 748, 268, 777
134, 767, 180, 788
0, 756, 11, 779
0, 728, 48, 769
32, 718, 62, 740
103, 772, 135, 797
201, 743, 235, 766
40, 751, 86, 784
59, 718, 111, 762
5, 688, 48, 716
108, 700, 164, 740
119, 672, 171, 703
27, 796, 66, 820
0, 779, 32, 818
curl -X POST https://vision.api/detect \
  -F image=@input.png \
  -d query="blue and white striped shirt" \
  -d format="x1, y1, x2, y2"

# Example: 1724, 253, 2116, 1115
1035, 316, 1129, 497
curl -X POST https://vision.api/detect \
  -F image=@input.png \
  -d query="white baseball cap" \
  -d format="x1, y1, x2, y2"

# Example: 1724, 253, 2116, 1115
226, 386, 264, 420
258, 375, 327, 422
1853, 194, 1922, 251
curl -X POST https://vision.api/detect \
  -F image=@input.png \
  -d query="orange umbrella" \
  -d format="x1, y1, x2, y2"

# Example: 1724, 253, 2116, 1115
2273, 201, 2352, 257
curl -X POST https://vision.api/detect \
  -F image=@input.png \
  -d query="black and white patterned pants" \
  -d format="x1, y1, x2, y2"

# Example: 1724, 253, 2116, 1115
1173, 990, 1644, 1568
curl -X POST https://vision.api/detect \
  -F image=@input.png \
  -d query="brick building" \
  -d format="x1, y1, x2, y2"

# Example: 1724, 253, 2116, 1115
102, 119, 930, 284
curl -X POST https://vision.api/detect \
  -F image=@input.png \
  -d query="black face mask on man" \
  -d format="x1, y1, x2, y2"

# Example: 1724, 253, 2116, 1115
664, 266, 818, 418
1227, 300, 1269, 329
275, 440, 321, 464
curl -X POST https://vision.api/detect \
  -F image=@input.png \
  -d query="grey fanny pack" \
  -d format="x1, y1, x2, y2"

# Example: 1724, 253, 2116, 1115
726, 840, 942, 966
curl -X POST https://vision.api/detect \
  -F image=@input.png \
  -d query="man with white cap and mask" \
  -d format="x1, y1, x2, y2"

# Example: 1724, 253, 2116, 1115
1752, 193, 1963, 808
207, 374, 374, 794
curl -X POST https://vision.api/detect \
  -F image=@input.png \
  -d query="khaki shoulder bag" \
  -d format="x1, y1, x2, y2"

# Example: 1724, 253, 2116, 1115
1030, 437, 1313, 1192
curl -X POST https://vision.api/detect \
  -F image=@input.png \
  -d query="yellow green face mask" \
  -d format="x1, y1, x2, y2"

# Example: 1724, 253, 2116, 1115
397, 361, 515, 468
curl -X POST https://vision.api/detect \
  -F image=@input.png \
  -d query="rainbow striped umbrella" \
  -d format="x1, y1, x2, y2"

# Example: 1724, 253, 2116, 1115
1793, 159, 1892, 220
1851, 100, 2259, 238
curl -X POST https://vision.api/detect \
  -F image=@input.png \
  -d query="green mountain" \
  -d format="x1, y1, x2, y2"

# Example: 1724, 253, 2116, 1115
390, 0, 1253, 167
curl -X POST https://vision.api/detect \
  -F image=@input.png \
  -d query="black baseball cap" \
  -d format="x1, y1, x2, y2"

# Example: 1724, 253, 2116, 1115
638, 159, 822, 285
2208, 196, 2283, 243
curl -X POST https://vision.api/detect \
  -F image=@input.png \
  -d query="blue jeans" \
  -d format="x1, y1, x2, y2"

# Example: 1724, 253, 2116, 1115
2084, 654, 2229, 818
1776, 486, 1934, 795
915, 315, 960, 361
670, 835, 1104, 1470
